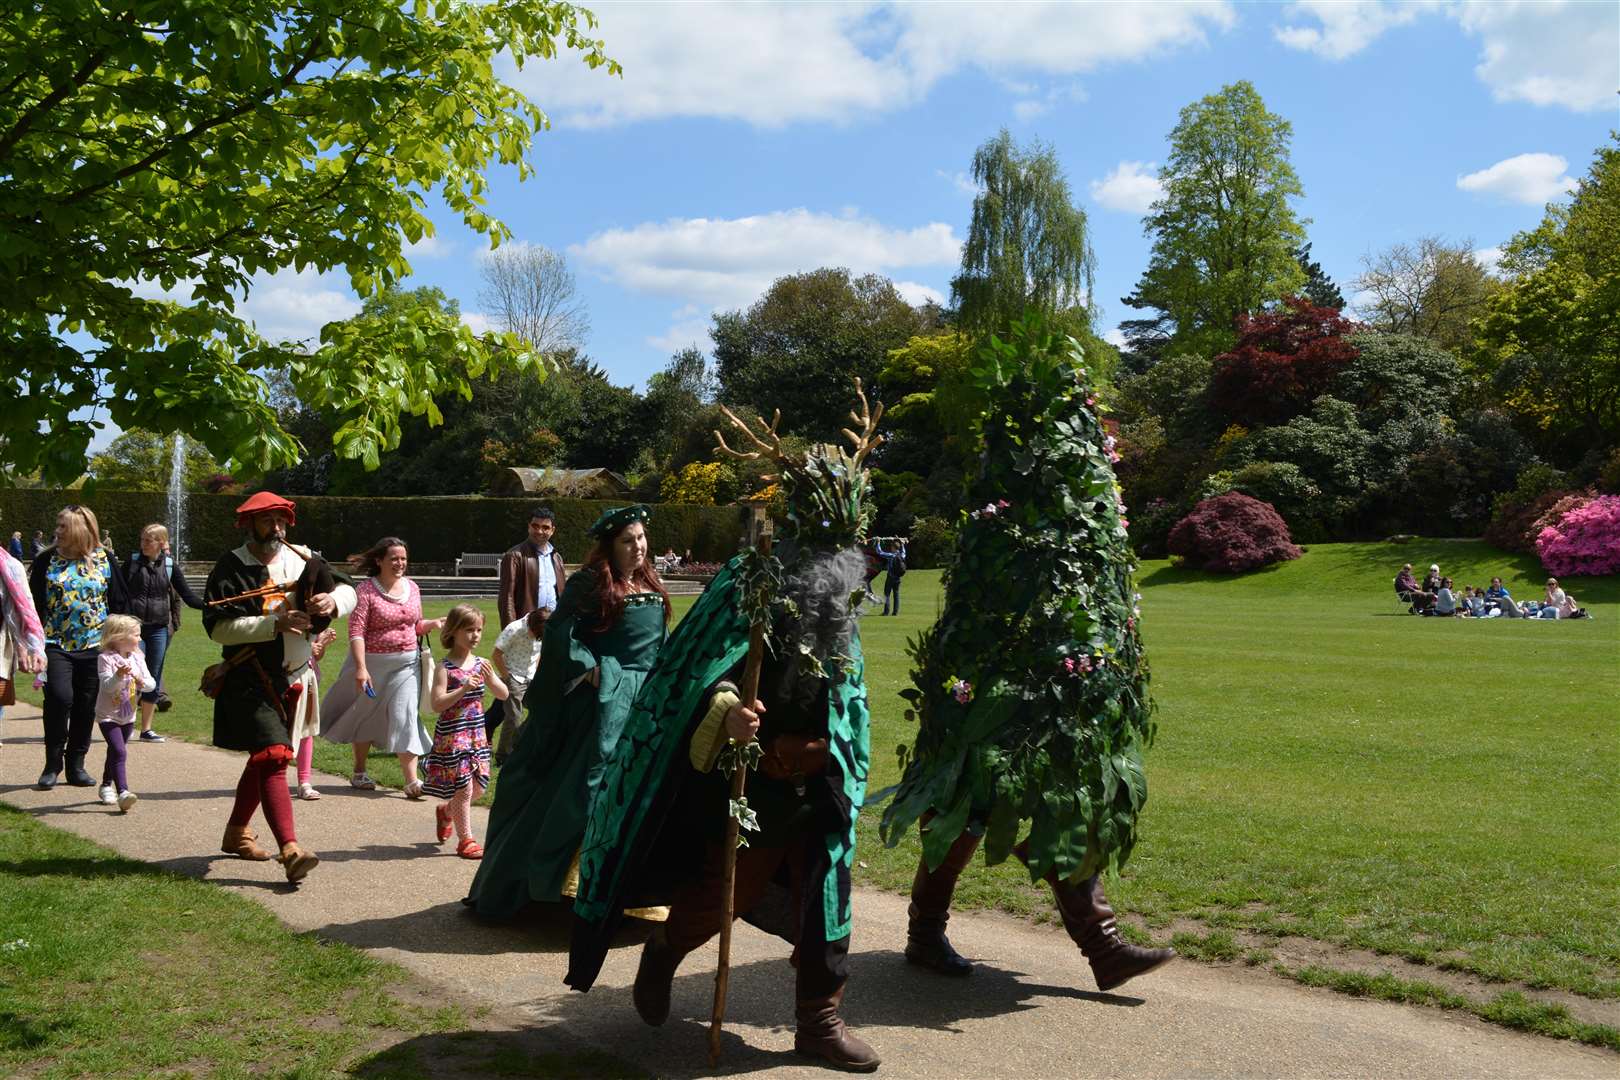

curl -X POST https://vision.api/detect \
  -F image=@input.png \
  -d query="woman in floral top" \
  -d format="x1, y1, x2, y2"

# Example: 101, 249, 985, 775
29, 505, 130, 790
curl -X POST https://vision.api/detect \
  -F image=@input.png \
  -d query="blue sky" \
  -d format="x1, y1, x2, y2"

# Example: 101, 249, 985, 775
239, 0, 1619, 391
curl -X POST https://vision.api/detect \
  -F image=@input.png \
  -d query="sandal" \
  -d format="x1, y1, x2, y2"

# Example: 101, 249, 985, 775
456, 838, 484, 860
404, 779, 424, 800
297, 783, 321, 801
435, 803, 453, 843
350, 772, 377, 790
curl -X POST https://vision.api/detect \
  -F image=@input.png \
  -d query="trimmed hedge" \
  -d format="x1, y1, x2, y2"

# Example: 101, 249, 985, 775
0, 490, 746, 565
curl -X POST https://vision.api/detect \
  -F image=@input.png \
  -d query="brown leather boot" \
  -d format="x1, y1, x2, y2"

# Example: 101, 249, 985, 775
221, 824, 273, 861
794, 987, 880, 1072
905, 828, 981, 976
1049, 874, 1174, 992
631, 926, 686, 1027
278, 841, 319, 883
1013, 840, 1173, 992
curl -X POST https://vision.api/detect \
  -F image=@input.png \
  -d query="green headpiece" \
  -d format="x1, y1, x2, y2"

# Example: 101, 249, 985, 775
588, 504, 651, 540
715, 379, 884, 552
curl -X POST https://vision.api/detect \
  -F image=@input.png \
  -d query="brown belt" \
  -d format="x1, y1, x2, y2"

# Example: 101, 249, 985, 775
759, 733, 829, 795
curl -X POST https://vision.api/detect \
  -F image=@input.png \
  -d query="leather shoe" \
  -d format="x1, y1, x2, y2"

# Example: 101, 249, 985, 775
632, 927, 684, 1027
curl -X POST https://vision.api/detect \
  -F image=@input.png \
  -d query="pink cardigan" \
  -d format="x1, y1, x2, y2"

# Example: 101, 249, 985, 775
348, 577, 430, 654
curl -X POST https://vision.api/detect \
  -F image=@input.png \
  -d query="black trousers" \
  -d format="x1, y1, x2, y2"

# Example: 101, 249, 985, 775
43, 645, 100, 757
883, 575, 902, 613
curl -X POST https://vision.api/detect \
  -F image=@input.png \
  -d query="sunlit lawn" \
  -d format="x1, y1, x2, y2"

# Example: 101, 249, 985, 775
21, 539, 1616, 1004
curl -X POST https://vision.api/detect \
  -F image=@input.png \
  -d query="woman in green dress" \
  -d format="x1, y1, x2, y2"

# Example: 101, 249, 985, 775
469, 505, 670, 919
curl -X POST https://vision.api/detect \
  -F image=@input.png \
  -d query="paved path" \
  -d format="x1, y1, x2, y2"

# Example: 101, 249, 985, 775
2, 707, 1612, 1079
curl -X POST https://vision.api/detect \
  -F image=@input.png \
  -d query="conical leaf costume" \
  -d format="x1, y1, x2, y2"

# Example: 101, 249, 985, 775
881, 321, 1155, 884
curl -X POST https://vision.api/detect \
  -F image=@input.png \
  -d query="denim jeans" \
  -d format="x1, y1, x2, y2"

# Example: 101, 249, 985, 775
139, 623, 171, 703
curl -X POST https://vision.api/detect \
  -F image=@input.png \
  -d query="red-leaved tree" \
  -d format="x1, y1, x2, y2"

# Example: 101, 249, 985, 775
1168, 492, 1302, 573
1210, 298, 1359, 426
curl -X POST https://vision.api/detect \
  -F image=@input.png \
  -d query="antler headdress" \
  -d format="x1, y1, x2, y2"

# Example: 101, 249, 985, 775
715, 378, 884, 550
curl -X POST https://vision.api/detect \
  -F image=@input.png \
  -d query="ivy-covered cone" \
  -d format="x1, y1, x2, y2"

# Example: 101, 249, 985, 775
880, 321, 1173, 991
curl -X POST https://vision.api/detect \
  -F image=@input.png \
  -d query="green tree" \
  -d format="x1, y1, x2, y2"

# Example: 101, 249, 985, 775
88, 431, 223, 492
0, 1, 617, 485
1295, 243, 1345, 310
1478, 134, 1620, 466
951, 130, 1095, 344
1352, 236, 1500, 355
1122, 81, 1308, 359
712, 268, 923, 443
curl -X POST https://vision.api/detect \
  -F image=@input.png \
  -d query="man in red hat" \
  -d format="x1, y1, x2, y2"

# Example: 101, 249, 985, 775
203, 492, 355, 883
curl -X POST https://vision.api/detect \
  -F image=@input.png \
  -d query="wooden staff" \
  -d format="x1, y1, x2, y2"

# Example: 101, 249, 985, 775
709, 528, 770, 1066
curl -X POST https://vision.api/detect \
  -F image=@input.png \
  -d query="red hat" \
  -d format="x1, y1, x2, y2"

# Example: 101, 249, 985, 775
235, 491, 297, 529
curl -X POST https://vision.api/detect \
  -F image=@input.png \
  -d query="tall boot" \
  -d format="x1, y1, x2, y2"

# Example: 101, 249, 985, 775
1049, 874, 1174, 991
279, 841, 319, 884
794, 987, 880, 1073
1014, 840, 1173, 992
905, 828, 981, 976
64, 751, 95, 787
38, 746, 64, 790
631, 925, 686, 1027
221, 825, 273, 860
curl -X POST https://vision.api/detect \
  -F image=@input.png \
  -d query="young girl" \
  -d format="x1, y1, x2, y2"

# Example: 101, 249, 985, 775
96, 615, 154, 812
424, 604, 507, 859
293, 627, 339, 800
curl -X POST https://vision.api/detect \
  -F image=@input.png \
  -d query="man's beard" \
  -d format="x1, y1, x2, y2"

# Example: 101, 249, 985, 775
251, 524, 285, 557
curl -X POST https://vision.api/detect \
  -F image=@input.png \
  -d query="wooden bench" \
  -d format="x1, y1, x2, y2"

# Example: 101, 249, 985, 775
454, 553, 502, 576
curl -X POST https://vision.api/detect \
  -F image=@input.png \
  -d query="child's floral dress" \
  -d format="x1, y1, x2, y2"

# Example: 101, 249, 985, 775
422, 658, 491, 798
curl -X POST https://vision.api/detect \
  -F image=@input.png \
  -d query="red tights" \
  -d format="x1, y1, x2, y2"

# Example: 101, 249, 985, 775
228, 746, 296, 848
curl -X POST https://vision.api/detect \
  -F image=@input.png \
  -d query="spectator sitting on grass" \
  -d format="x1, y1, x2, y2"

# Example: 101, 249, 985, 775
1432, 577, 1458, 617
1421, 564, 1442, 595
1464, 588, 1487, 618
1394, 564, 1434, 613
1544, 578, 1579, 619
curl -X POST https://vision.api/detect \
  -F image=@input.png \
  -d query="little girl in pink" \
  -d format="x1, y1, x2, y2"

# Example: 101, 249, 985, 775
424, 604, 507, 859
96, 615, 154, 812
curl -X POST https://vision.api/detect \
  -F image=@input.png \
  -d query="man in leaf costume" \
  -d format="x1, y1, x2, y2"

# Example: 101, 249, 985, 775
567, 388, 884, 1072
881, 322, 1174, 992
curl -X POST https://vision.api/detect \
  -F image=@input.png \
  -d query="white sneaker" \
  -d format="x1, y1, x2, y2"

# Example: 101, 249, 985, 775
298, 783, 321, 801
349, 772, 377, 790
98, 784, 117, 805
117, 790, 138, 812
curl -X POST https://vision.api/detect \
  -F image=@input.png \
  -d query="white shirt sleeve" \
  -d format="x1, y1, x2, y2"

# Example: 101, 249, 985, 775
209, 614, 278, 645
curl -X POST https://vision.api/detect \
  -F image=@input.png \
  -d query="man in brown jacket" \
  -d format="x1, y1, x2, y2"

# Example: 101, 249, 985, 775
497, 507, 567, 629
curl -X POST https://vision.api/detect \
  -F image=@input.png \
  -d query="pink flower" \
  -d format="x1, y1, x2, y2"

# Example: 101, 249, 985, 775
996, 499, 1010, 510
1086, 396, 1096, 407
1120, 517, 1130, 528
950, 679, 973, 704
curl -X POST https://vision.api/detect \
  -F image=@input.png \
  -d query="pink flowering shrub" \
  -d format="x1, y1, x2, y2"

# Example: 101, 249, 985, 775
1536, 495, 1620, 577
1168, 492, 1302, 573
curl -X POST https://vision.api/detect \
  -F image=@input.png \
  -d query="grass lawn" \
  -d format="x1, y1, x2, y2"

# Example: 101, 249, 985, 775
15, 538, 1615, 1040
0, 802, 467, 1077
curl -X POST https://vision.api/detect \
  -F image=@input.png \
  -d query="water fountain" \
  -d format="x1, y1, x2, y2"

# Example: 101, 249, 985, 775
165, 433, 186, 562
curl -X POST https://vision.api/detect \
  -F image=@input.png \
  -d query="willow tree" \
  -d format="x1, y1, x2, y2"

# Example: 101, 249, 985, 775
1122, 81, 1308, 360
950, 130, 1096, 346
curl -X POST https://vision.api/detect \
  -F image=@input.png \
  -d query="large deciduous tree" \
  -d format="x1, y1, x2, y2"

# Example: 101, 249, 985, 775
0, 1, 617, 485
1209, 298, 1358, 427
1352, 236, 1499, 355
1478, 135, 1620, 468
477, 243, 591, 355
1122, 81, 1308, 359
950, 129, 1096, 344
712, 268, 923, 443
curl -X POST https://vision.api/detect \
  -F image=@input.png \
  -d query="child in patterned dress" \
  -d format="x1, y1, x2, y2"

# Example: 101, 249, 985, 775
95, 615, 154, 812
424, 604, 507, 859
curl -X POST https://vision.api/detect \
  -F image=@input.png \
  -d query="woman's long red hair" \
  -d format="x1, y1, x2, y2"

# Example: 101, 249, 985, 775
585, 530, 670, 632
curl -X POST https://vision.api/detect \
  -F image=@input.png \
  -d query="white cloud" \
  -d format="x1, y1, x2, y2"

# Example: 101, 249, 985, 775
894, 281, 945, 307
1274, 0, 1617, 112
460, 311, 497, 335
1455, 0, 1619, 112
572, 208, 960, 348
1089, 160, 1164, 213
1103, 326, 1128, 348
1456, 153, 1577, 204
1012, 99, 1051, 123
937, 169, 978, 197
1472, 246, 1505, 276
509, 1, 1236, 128
403, 233, 450, 260
124, 267, 361, 345
570, 208, 960, 309
1273, 0, 1433, 60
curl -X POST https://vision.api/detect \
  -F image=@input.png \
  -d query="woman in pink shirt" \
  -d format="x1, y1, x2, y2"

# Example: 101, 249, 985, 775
321, 538, 443, 797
